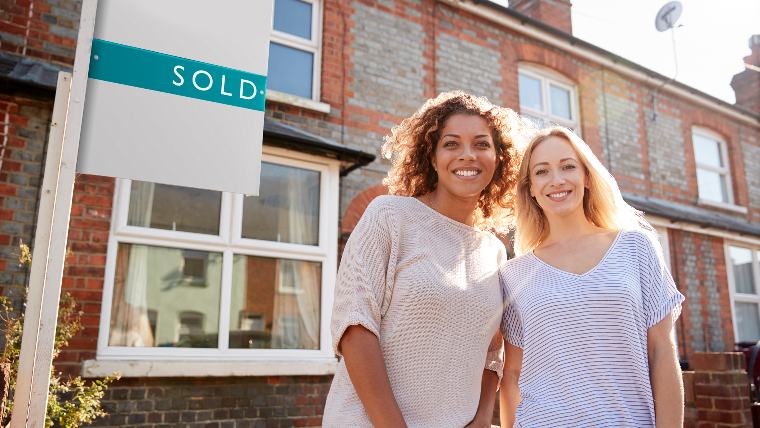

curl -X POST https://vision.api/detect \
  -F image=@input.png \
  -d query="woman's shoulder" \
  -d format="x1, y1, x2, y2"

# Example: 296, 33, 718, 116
501, 251, 538, 275
363, 194, 419, 213
360, 195, 410, 220
617, 228, 660, 251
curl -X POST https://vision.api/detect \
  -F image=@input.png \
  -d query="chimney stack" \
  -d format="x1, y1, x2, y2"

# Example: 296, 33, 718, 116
731, 35, 760, 115
510, 0, 573, 34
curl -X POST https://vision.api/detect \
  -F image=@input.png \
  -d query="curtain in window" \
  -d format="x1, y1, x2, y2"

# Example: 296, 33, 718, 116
109, 182, 155, 346
272, 172, 320, 349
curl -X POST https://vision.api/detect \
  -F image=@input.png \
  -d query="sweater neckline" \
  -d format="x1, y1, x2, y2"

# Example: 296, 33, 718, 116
409, 196, 485, 234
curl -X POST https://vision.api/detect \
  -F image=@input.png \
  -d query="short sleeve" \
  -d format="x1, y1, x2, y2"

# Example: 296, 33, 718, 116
636, 230, 685, 328
485, 330, 505, 381
330, 198, 396, 356
500, 265, 523, 349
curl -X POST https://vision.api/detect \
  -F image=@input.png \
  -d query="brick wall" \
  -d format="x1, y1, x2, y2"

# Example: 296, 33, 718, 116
0, 95, 50, 305
669, 230, 734, 355
0, 0, 80, 66
685, 352, 753, 427
90, 376, 331, 427
57, 174, 114, 376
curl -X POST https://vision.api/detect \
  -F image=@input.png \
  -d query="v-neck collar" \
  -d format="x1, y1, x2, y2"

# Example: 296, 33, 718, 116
530, 231, 623, 277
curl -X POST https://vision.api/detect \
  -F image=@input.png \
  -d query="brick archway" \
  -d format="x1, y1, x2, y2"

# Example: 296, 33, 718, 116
341, 184, 389, 235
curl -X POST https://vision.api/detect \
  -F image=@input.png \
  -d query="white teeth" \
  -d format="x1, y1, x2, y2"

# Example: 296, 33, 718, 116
454, 169, 480, 177
548, 191, 569, 199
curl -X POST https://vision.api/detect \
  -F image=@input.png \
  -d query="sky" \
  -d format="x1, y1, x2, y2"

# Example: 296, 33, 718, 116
494, 0, 760, 104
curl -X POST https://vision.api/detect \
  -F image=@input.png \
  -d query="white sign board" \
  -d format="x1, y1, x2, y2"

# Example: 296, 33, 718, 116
77, 0, 274, 195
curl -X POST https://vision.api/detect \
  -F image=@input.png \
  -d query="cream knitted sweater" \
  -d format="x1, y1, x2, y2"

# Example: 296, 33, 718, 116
322, 195, 505, 427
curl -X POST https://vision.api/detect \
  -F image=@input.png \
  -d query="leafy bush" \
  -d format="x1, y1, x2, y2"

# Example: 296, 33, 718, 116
1, 243, 118, 427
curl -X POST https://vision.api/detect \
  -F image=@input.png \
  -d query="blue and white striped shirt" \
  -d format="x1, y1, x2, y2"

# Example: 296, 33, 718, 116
501, 229, 685, 427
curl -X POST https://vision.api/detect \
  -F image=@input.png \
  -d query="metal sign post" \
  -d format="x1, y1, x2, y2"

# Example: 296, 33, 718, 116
10, 1, 98, 426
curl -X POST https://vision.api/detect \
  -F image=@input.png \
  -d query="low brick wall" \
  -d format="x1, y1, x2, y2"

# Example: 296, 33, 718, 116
90, 375, 332, 427
88, 353, 754, 427
683, 352, 752, 427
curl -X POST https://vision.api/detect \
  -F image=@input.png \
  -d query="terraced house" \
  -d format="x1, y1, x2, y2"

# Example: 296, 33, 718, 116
1, 0, 760, 426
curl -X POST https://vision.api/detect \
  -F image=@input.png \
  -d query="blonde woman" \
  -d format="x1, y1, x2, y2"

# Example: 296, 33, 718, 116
500, 127, 685, 427
322, 92, 527, 427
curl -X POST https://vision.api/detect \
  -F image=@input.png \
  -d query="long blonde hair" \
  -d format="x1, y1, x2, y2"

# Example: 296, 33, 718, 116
514, 127, 648, 255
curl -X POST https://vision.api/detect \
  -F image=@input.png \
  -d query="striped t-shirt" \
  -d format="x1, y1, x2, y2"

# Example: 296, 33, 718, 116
501, 229, 685, 427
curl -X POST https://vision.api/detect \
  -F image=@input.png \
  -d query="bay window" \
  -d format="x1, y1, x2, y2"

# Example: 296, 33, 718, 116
97, 148, 339, 362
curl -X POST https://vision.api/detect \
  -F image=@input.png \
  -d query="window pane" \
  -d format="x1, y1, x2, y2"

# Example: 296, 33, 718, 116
274, 0, 312, 40
109, 244, 222, 348
696, 168, 728, 203
229, 255, 321, 349
549, 84, 572, 120
267, 42, 314, 99
518, 74, 542, 111
730, 246, 756, 294
242, 162, 320, 245
736, 302, 760, 342
127, 181, 221, 235
693, 133, 723, 168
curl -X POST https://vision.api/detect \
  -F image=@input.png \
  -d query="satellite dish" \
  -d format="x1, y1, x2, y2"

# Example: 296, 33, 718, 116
655, 1, 683, 32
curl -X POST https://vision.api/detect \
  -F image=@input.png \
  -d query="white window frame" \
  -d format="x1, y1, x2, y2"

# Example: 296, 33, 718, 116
95, 146, 340, 368
692, 127, 744, 212
517, 65, 580, 132
726, 243, 760, 343
267, 0, 326, 109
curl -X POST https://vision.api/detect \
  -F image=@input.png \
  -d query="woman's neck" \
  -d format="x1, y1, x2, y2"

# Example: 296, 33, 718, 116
542, 209, 602, 247
425, 189, 479, 226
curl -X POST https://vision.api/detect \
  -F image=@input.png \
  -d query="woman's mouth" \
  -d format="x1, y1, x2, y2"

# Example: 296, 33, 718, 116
453, 168, 481, 179
546, 190, 571, 201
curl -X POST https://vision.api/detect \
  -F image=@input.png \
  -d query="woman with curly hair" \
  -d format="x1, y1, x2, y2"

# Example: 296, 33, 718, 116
322, 91, 527, 427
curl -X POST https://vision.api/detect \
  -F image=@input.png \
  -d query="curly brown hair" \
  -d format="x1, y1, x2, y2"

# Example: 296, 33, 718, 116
381, 91, 532, 233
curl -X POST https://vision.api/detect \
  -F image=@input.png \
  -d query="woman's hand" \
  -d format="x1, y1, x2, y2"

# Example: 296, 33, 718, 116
464, 417, 493, 428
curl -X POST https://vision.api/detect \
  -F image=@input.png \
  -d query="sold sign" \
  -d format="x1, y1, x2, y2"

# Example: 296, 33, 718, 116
76, 0, 274, 196
89, 39, 267, 111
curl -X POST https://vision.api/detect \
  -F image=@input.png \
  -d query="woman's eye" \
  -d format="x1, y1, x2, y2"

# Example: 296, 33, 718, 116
443, 141, 457, 148
534, 169, 547, 176
562, 164, 577, 170
476, 141, 492, 149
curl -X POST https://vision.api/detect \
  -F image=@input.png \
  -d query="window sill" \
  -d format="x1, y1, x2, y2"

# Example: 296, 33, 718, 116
697, 199, 748, 214
266, 90, 331, 114
81, 358, 338, 378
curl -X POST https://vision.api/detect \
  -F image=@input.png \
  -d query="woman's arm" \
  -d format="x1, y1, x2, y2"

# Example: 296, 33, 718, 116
647, 313, 683, 428
466, 369, 499, 427
499, 341, 523, 428
341, 325, 406, 428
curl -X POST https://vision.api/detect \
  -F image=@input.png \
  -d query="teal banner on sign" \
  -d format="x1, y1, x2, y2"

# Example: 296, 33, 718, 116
88, 39, 267, 111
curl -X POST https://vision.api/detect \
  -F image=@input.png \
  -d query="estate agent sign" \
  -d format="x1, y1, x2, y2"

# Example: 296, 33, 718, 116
12, 2, 274, 426
77, 0, 273, 195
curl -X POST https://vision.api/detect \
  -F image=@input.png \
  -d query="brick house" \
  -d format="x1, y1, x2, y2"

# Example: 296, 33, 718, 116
1, 0, 760, 426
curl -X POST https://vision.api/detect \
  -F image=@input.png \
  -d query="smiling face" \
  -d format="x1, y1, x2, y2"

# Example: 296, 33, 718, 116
529, 135, 588, 220
431, 113, 498, 201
